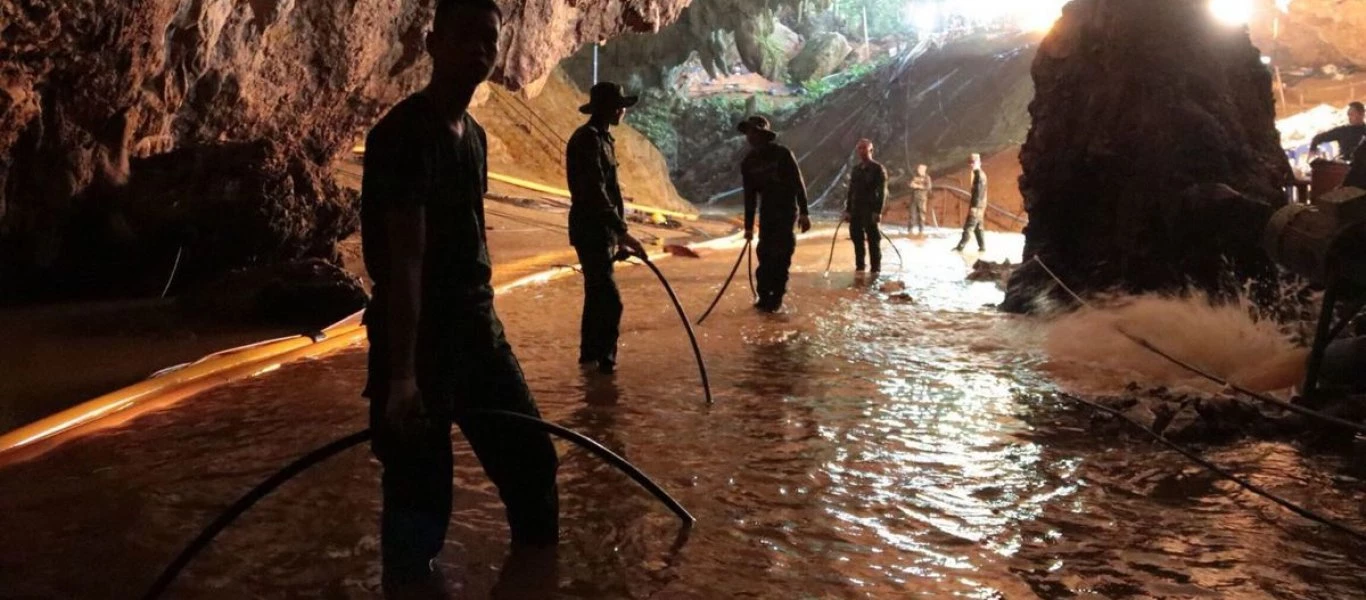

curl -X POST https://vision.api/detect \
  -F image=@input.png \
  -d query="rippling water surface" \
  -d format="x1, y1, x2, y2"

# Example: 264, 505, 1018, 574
1, 229, 1363, 599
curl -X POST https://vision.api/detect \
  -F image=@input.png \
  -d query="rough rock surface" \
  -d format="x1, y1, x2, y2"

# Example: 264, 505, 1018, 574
0, 0, 692, 302
1002, 0, 1290, 314
1250, 0, 1366, 67
564, 0, 811, 90
788, 32, 853, 83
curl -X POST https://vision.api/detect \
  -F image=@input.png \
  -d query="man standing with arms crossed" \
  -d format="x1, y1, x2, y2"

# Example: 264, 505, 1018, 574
361, 1, 558, 596
953, 153, 987, 253
566, 81, 648, 375
739, 116, 812, 312
844, 139, 887, 273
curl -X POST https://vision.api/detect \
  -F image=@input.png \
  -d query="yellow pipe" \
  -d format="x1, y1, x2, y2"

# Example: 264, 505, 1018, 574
0, 329, 367, 466
355, 142, 698, 221
486, 172, 699, 222
0, 225, 753, 464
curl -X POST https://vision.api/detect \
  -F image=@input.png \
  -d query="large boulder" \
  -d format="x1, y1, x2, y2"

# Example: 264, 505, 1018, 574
0, 0, 692, 303
1002, 0, 1291, 313
788, 32, 854, 83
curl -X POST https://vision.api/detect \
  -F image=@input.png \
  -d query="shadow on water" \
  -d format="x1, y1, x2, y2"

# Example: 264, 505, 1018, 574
0, 229, 1363, 598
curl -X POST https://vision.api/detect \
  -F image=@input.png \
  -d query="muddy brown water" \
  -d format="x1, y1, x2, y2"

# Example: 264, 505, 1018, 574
1, 230, 1363, 599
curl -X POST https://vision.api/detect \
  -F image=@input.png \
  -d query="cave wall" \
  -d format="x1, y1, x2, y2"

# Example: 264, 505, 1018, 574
1002, 0, 1290, 313
1251, 0, 1366, 67
0, 0, 692, 302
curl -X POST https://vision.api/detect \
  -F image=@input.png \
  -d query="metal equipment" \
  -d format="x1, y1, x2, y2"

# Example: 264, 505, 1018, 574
1262, 185, 1366, 396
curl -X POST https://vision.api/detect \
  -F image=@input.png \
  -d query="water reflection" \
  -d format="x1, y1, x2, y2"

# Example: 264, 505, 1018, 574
0, 230, 1363, 598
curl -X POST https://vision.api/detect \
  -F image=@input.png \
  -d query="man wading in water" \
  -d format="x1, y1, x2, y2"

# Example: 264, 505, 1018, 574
360, 1, 558, 596
952, 153, 988, 253
567, 82, 648, 375
844, 139, 887, 274
739, 116, 812, 312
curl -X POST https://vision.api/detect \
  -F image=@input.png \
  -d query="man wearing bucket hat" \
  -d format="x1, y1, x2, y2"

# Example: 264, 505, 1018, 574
567, 81, 648, 374
738, 115, 811, 312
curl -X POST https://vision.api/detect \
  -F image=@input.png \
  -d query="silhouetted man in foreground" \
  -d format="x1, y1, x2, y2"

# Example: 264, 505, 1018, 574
567, 82, 647, 375
845, 139, 886, 273
739, 116, 811, 312
953, 153, 987, 253
360, 1, 558, 596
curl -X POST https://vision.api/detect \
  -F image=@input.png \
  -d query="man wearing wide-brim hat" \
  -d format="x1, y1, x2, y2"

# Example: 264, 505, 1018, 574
566, 82, 647, 374
738, 115, 811, 312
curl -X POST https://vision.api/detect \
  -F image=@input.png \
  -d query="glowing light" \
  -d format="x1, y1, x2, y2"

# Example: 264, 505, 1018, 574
903, 0, 1067, 34
1209, 0, 1252, 26
1018, 0, 1068, 33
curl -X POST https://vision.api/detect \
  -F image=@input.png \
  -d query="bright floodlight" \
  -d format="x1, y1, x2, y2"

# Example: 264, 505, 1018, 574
1210, 0, 1252, 26
1019, 0, 1067, 33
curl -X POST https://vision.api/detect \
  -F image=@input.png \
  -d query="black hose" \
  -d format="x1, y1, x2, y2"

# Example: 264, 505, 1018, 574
636, 256, 714, 405
471, 409, 695, 526
1063, 393, 1366, 543
141, 430, 372, 600
824, 220, 845, 274
878, 226, 904, 269
696, 240, 751, 326
143, 412, 695, 600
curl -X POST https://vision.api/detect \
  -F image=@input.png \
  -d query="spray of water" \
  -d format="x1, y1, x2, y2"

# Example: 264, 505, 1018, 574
1039, 292, 1305, 398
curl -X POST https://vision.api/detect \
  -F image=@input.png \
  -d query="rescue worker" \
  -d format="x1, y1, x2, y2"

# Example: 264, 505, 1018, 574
953, 153, 987, 253
566, 82, 648, 375
360, 1, 558, 595
909, 163, 932, 235
844, 139, 887, 273
1310, 101, 1366, 160
739, 116, 812, 312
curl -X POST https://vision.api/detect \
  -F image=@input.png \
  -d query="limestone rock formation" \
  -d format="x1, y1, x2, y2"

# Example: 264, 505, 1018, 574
1001, 0, 1291, 313
0, 0, 692, 302
1250, 0, 1366, 67
788, 32, 853, 83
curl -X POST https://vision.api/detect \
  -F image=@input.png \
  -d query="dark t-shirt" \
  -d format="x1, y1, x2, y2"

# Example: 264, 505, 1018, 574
566, 123, 628, 247
360, 93, 500, 397
846, 159, 887, 216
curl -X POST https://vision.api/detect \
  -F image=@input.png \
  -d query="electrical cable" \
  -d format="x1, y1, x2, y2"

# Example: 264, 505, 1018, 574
696, 240, 751, 325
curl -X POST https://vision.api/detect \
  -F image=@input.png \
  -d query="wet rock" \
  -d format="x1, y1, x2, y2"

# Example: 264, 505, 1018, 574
1122, 402, 1159, 431
1003, 0, 1289, 313
788, 32, 854, 84
887, 292, 915, 304
182, 259, 367, 330
966, 259, 1015, 284
878, 280, 907, 293
1160, 405, 1204, 440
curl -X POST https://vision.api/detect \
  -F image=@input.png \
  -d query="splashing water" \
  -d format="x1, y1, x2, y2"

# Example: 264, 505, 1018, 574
1040, 292, 1305, 397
